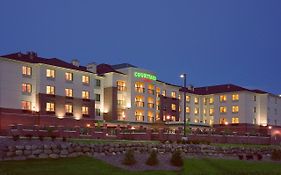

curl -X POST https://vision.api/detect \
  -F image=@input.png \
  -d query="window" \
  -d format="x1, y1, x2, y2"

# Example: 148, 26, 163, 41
219, 117, 227, 124
253, 107, 256, 113
162, 90, 166, 96
22, 66, 32, 76
220, 95, 227, 102
147, 97, 154, 108
65, 88, 73, 97
21, 101, 31, 110
171, 91, 176, 98
96, 79, 101, 87
232, 94, 239, 101
209, 108, 214, 115
209, 97, 214, 104
194, 118, 199, 123
186, 95, 190, 103
203, 108, 206, 115
178, 94, 181, 100
135, 96, 144, 107
274, 108, 278, 115
95, 108, 101, 116
46, 86, 55, 95
82, 75, 90, 84
203, 98, 207, 105
135, 82, 145, 93
194, 107, 199, 115
135, 110, 144, 121
232, 106, 239, 113
186, 106, 190, 113
148, 84, 154, 94
82, 91, 89, 99
22, 83, 32, 93
95, 94, 100, 102
46, 69, 55, 78
148, 111, 154, 122
65, 104, 73, 114
253, 95, 256, 101
82, 106, 89, 115
220, 106, 227, 113
156, 87, 161, 97
65, 72, 73, 81
171, 104, 176, 111
194, 97, 199, 104
117, 81, 126, 91
46, 102, 55, 112
232, 117, 239, 124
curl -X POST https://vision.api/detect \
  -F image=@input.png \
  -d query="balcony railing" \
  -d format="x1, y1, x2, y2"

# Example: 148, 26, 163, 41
135, 101, 145, 107
135, 87, 145, 93
135, 115, 144, 121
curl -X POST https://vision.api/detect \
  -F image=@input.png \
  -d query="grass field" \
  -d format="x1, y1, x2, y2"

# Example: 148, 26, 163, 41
1, 157, 281, 175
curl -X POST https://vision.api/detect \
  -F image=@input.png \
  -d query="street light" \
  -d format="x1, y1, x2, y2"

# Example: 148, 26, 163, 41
180, 73, 187, 138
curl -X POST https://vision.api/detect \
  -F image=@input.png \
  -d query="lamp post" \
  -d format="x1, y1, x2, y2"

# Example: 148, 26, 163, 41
180, 73, 187, 138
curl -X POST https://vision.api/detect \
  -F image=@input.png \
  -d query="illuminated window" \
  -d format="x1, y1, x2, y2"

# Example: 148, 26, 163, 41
22, 66, 32, 76
46, 69, 55, 78
82, 91, 89, 99
194, 97, 199, 104
95, 94, 100, 102
232, 94, 239, 101
135, 96, 144, 107
46, 86, 55, 95
148, 84, 154, 94
220, 95, 227, 102
21, 101, 31, 110
219, 117, 227, 124
171, 104, 176, 111
148, 111, 154, 122
162, 90, 166, 96
194, 107, 199, 115
156, 87, 161, 97
209, 97, 214, 104
46, 102, 55, 112
171, 91, 176, 98
232, 106, 239, 113
186, 95, 190, 102
82, 75, 90, 84
135, 110, 144, 121
65, 104, 73, 114
65, 72, 73, 81
209, 108, 214, 115
220, 106, 227, 113
194, 118, 199, 123
117, 81, 126, 91
232, 117, 239, 124
22, 83, 32, 93
178, 94, 181, 100
147, 97, 154, 108
186, 106, 190, 113
203, 108, 206, 115
65, 88, 73, 97
135, 82, 144, 93
203, 98, 207, 105
82, 106, 89, 115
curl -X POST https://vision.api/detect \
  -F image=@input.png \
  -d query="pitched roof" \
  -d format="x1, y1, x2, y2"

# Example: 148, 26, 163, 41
111, 63, 137, 69
96, 64, 125, 75
1, 52, 91, 73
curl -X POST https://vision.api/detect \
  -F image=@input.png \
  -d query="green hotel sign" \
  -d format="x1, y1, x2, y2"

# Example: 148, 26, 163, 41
134, 72, 157, 81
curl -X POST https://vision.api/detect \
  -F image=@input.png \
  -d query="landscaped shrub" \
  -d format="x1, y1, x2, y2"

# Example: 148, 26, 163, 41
256, 153, 263, 161
170, 150, 184, 167
62, 137, 67, 142
12, 135, 19, 141
122, 149, 136, 166
246, 154, 254, 160
39, 135, 44, 141
271, 149, 281, 161
238, 154, 244, 160
146, 149, 158, 166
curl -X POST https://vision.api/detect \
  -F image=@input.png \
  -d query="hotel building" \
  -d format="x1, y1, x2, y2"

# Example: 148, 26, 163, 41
0, 52, 280, 133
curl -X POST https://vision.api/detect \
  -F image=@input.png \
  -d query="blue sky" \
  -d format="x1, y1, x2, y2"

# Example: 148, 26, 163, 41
1, 0, 281, 94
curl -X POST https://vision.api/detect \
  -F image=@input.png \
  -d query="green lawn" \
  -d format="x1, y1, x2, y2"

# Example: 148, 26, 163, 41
69, 138, 159, 144
0, 157, 281, 175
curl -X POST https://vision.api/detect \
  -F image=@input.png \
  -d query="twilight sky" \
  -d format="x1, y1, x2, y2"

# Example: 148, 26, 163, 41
1, 0, 281, 94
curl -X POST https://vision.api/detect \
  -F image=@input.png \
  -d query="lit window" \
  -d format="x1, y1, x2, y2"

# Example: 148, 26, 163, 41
82, 75, 90, 84
22, 83, 32, 93
171, 91, 176, 98
186, 95, 190, 102
22, 66, 32, 76
232, 117, 239, 124
203, 98, 207, 105
148, 84, 154, 94
232, 94, 239, 101
21, 101, 31, 110
162, 90, 166, 96
135, 82, 145, 93
194, 118, 199, 123
82, 106, 89, 115
95, 93, 100, 102
65, 88, 73, 97
65, 104, 73, 113
135, 110, 144, 121
194, 107, 199, 115
117, 81, 126, 91
194, 97, 199, 104
209, 108, 214, 115
186, 106, 190, 113
46, 102, 55, 112
232, 106, 239, 113
220, 95, 227, 102
171, 104, 176, 111
209, 97, 214, 104
65, 72, 73, 81
147, 97, 154, 108
219, 117, 227, 124
82, 91, 89, 99
220, 106, 227, 113
148, 111, 154, 122
178, 94, 181, 100
156, 87, 161, 97
46, 69, 55, 78
135, 96, 144, 107
46, 86, 55, 95
203, 108, 206, 115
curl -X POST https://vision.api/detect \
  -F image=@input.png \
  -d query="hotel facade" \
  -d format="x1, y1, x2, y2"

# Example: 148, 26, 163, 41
0, 52, 280, 133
